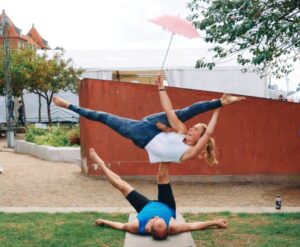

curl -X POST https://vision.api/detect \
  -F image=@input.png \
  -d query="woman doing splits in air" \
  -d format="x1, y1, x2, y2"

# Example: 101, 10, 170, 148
53, 75, 245, 165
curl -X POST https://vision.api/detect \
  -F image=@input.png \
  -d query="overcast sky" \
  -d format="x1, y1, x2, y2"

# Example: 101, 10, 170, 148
2, 0, 209, 50
2, 0, 299, 91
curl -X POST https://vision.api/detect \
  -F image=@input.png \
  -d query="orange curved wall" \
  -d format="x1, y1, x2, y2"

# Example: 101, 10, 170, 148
79, 78, 300, 176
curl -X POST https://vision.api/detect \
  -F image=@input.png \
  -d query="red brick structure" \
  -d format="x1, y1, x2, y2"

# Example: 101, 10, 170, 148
26, 24, 49, 49
79, 79, 300, 177
0, 10, 49, 50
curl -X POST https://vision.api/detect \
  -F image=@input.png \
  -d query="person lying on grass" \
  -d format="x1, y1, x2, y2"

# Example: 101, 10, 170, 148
89, 148, 227, 240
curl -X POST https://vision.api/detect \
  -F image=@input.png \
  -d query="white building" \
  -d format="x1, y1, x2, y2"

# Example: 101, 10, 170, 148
165, 67, 268, 97
1, 48, 298, 123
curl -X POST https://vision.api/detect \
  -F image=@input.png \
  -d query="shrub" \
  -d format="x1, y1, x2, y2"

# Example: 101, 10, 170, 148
25, 124, 80, 147
67, 125, 80, 145
25, 125, 48, 143
35, 126, 69, 147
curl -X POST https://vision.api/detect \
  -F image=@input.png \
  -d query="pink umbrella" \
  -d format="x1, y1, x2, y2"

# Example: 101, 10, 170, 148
149, 15, 200, 70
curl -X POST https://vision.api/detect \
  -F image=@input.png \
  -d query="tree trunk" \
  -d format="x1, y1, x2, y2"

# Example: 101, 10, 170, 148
38, 94, 42, 123
47, 101, 52, 125
21, 94, 27, 125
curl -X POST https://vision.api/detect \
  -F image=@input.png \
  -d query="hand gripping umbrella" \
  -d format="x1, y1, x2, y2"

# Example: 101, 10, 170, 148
149, 15, 200, 71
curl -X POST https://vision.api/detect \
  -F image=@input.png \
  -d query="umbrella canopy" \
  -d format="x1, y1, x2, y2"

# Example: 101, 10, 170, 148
149, 15, 200, 39
149, 15, 200, 70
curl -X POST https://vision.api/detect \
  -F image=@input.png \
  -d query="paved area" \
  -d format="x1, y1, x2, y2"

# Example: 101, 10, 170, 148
0, 206, 299, 213
0, 135, 300, 210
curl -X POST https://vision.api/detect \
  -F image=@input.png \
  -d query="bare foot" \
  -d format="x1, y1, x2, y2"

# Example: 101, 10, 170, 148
92, 163, 100, 171
53, 96, 70, 108
221, 94, 245, 105
89, 148, 105, 165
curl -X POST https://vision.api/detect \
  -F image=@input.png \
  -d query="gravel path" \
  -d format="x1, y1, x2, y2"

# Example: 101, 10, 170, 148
0, 135, 299, 208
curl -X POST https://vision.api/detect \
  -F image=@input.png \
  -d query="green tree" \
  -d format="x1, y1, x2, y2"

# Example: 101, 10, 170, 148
0, 48, 35, 96
0, 50, 8, 96
1, 48, 84, 124
27, 49, 84, 124
11, 48, 37, 97
0, 48, 38, 124
0, 66, 4, 95
187, 0, 300, 77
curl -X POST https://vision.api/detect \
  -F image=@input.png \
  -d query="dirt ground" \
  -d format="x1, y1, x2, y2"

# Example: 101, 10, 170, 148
0, 135, 299, 208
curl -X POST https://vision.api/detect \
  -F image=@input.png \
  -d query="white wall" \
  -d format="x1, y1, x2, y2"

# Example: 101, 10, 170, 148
0, 97, 7, 123
82, 69, 112, 80
0, 91, 79, 123
166, 67, 268, 97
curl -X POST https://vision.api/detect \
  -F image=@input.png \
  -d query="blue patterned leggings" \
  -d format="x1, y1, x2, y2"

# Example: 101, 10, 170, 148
69, 99, 222, 148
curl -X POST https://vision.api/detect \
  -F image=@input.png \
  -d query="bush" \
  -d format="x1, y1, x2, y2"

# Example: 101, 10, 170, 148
67, 125, 80, 145
25, 124, 80, 147
25, 126, 48, 143
35, 126, 69, 147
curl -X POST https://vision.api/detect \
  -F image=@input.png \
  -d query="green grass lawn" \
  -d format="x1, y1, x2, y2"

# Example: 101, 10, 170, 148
0, 212, 127, 247
184, 212, 300, 247
0, 212, 299, 247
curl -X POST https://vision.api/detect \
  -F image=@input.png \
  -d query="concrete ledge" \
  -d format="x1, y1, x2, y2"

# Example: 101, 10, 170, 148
14, 140, 80, 163
0, 207, 134, 213
124, 213, 195, 247
0, 207, 300, 213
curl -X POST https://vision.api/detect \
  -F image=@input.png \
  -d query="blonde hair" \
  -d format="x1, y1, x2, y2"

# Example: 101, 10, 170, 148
198, 124, 219, 166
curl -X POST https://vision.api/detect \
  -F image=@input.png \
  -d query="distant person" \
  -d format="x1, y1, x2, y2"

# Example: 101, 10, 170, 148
90, 148, 227, 239
18, 100, 25, 126
53, 74, 245, 165
7, 96, 15, 120
278, 95, 284, 101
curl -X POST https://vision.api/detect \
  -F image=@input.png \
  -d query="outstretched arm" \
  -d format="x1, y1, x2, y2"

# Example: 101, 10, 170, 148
156, 74, 187, 134
95, 218, 138, 234
181, 108, 220, 161
169, 218, 227, 234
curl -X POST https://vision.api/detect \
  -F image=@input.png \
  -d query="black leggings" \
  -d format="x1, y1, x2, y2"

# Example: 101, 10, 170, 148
126, 183, 176, 212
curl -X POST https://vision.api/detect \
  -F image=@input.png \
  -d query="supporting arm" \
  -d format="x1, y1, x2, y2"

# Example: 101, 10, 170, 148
169, 218, 227, 234
155, 74, 187, 134
95, 218, 138, 234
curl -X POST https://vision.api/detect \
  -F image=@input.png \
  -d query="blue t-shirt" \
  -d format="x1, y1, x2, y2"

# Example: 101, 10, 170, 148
137, 201, 176, 235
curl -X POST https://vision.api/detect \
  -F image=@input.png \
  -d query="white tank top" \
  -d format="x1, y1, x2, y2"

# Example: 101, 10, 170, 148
145, 132, 190, 163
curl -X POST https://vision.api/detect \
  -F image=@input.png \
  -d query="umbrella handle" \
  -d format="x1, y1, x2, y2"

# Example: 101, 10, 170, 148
160, 33, 175, 71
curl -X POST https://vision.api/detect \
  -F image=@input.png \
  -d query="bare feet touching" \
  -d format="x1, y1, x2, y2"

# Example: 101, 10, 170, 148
89, 148, 104, 164
53, 96, 70, 108
221, 94, 246, 106
89, 148, 106, 170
